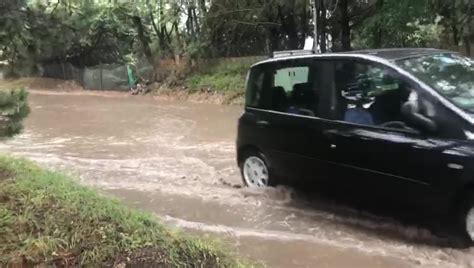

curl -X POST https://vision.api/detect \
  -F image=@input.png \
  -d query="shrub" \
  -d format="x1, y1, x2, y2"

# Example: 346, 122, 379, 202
0, 88, 30, 137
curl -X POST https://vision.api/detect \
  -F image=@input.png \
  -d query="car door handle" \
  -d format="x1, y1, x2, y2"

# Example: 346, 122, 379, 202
256, 120, 270, 127
324, 130, 354, 139
323, 130, 338, 139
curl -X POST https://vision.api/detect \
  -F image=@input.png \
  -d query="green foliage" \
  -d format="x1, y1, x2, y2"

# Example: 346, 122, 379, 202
1, 0, 164, 73
0, 89, 29, 137
204, 0, 310, 56
186, 63, 249, 93
1, 0, 473, 78
0, 156, 250, 267
353, 0, 472, 51
406, 16, 445, 47
353, 0, 432, 48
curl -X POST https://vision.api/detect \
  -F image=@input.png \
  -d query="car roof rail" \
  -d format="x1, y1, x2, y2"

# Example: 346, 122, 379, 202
272, 50, 315, 58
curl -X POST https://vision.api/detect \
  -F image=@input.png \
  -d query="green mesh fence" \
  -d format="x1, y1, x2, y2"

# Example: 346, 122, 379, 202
41, 61, 153, 91
83, 64, 128, 91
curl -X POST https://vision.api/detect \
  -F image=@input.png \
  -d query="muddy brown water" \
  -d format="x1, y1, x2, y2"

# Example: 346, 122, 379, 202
1, 91, 474, 267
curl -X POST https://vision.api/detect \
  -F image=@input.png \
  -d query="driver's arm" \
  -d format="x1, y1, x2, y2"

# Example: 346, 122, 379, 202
401, 101, 437, 132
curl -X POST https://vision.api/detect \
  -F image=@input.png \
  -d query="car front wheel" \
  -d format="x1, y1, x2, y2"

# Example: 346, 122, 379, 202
465, 206, 474, 242
240, 151, 273, 188
454, 193, 474, 247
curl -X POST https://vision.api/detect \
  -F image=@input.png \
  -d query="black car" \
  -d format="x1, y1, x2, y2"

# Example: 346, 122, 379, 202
236, 48, 474, 244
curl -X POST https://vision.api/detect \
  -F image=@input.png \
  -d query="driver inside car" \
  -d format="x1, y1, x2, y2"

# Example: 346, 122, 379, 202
401, 91, 437, 132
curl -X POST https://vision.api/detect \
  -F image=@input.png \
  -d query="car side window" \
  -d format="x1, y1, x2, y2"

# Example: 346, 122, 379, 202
269, 60, 319, 117
246, 67, 265, 108
333, 60, 435, 131
274, 66, 309, 94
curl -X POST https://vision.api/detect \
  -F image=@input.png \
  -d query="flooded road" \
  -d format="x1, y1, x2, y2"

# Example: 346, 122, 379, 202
1, 92, 473, 267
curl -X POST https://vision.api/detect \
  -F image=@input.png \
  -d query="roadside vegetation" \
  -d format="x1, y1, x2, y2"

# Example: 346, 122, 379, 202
0, 80, 247, 266
185, 63, 248, 94
0, 88, 29, 137
179, 62, 249, 103
0, 156, 249, 267
2, 0, 472, 97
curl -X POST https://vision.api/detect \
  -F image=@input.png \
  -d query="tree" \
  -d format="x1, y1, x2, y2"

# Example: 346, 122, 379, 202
352, 0, 435, 48
432, 0, 473, 56
1, 0, 473, 77
203, 0, 311, 56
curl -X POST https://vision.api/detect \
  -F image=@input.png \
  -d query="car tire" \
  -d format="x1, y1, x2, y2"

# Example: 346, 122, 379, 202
453, 192, 474, 248
239, 150, 275, 188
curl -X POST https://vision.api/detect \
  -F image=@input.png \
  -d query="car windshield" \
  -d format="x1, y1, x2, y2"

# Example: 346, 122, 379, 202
396, 54, 474, 113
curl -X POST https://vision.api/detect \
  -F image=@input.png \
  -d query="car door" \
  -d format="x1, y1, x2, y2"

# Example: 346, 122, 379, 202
244, 58, 333, 185
320, 58, 464, 209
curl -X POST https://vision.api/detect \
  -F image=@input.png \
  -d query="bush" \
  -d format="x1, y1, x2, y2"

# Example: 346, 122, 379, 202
0, 88, 30, 137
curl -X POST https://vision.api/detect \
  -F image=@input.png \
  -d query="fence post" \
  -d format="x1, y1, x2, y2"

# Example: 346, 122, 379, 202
99, 61, 104, 91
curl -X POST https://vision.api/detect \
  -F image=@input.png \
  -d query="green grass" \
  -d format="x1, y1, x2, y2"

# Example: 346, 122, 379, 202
0, 156, 250, 267
185, 63, 249, 94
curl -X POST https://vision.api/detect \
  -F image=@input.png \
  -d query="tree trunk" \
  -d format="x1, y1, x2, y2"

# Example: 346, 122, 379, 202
132, 16, 153, 64
373, 0, 384, 48
186, 6, 196, 38
147, 1, 163, 47
277, 3, 300, 50
172, 22, 181, 64
318, 0, 327, 53
199, 0, 207, 14
339, 0, 351, 51
299, 0, 309, 49
157, 0, 170, 52
192, 7, 200, 34
452, 25, 460, 48
266, 28, 280, 53
464, 37, 471, 56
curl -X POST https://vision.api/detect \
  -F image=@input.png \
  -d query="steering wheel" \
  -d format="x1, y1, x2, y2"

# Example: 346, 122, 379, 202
298, 108, 315, 117
380, 121, 408, 129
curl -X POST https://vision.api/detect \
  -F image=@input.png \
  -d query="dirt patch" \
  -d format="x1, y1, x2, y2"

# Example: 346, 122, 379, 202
112, 248, 169, 268
0, 78, 83, 92
0, 167, 13, 202
4, 249, 169, 268
24, 78, 83, 91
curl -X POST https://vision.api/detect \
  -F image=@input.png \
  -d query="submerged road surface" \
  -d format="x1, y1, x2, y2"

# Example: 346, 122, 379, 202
1, 92, 473, 267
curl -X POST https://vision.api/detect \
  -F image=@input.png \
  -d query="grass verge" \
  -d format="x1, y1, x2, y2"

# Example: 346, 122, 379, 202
0, 156, 249, 267
182, 62, 248, 104
185, 63, 248, 94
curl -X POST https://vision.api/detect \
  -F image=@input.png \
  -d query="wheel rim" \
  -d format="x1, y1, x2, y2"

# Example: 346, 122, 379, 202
243, 156, 269, 188
466, 207, 474, 241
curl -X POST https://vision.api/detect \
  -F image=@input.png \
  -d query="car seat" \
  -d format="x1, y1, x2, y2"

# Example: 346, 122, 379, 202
271, 86, 288, 112
369, 89, 403, 124
291, 83, 317, 113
